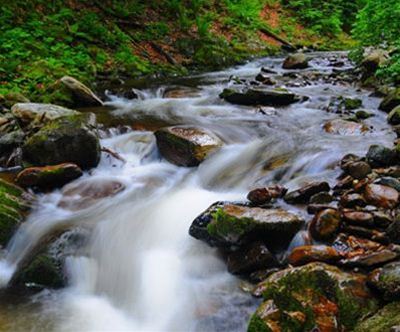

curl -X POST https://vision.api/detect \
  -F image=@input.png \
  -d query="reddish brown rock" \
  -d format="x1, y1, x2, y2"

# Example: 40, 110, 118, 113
247, 185, 287, 205
309, 208, 341, 241
323, 119, 369, 135
15, 163, 82, 190
343, 211, 374, 228
288, 245, 341, 266
343, 225, 389, 244
340, 193, 366, 208
364, 183, 399, 209
284, 181, 330, 204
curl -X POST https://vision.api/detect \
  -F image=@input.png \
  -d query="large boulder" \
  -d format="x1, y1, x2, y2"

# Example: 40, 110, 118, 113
249, 263, 379, 332
60, 76, 103, 107
220, 88, 301, 106
22, 114, 100, 170
155, 126, 222, 167
354, 302, 400, 332
361, 48, 389, 75
366, 144, 397, 168
189, 202, 304, 249
11, 103, 79, 125
369, 261, 400, 301
15, 163, 83, 191
379, 88, 400, 113
282, 53, 309, 69
0, 179, 33, 246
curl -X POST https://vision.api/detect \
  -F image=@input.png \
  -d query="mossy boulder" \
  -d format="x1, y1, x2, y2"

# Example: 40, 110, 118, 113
0, 92, 30, 109
220, 88, 301, 107
22, 113, 100, 170
16, 163, 83, 191
366, 144, 397, 168
12, 252, 64, 288
155, 126, 223, 167
0, 179, 33, 246
282, 53, 309, 70
189, 202, 304, 249
11, 103, 79, 126
343, 97, 363, 110
368, 261, 400, 301
379, 88, 400, 113
354, 302, 400, 332
249, 262, 379, 332
388, 105, 400, 125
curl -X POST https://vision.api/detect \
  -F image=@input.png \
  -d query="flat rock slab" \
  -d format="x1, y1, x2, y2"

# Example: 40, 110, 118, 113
220, 88, 301, 106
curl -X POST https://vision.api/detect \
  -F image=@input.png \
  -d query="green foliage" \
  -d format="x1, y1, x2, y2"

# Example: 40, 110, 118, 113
353, 0, 400, 82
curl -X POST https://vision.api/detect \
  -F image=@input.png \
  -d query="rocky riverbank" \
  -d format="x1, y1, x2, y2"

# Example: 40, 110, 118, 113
1, 50, 400, 331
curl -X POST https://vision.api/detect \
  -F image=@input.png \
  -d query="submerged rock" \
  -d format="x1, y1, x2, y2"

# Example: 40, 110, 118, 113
58, 179, 125, 211
16, 163, 83, 190
249, 262, 379, 332
155, 126, 222, 167
0, 179, 33, 246
323, 119, 368, 135
11, 103, 78, 125
220, 88, 301, 106
22, 114, 100, 170
60, 76, 103, 107
189, 202, 304, 249
282, 53, 309, 69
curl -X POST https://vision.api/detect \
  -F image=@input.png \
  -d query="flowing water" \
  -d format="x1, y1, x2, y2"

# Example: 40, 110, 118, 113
0, 52, 395, 331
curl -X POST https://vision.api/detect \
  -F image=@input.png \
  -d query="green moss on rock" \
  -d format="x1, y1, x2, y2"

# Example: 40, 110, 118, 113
354, 302, 400, 332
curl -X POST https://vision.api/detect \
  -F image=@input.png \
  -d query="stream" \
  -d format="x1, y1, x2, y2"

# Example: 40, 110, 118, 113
0, 52, 395, 331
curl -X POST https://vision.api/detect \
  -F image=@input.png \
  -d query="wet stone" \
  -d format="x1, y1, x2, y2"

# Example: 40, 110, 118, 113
364, 183, 399, 209
284, 181, 330, 204
342, 225, 389, 244
247, 185, 287, 205
346, 161, 372, 180
309, 208, 341, 241
227, 241, 277, 275
288, 245, 341, 266
366, 144, 397, 168
309, 191, 333, 204
340, 192, 366, 208
282, 53, 309, 69
343, 211, 374, 228
375, 177, 400, 192
369, 261, 400, 301
372, 211, 393, 228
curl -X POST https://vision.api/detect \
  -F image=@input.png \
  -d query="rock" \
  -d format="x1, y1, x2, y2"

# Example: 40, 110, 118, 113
364, 184, 399, 209
0, 92, 30, 109
0, 179, 33, 246
387, 216, 400, 244
369, 262, 400, 300
309, 208, 341, 241
0, 130, 25, 158
155, 126, 222, 167
255, 73, 275, 85
343, 211, 374, 228
58, 178, 125, 211
249, 263, 379, 332
189, 202, 304, 249
227, 241, 277, 275
375, 177, 400, 192
284, 181, 330, 204
163, 87, 201, 99
388, 105, 400, 125
288, 245, 341, 266
379, 88, 400, 113
247, 185, 287, 205
343, 225, 389, 244
309, 191, 333, 204
12, 252, 64, 288
343, 97, 362, 110
282, 53, 309, 69
11, 103, 79, 125
60, 76, 103, 107
15, 163, 83, 190
361, 48, 389, 75
323, 119, 368, 135
307, 203, 338, 214
356, 110, 372, 119
340, 192, 366, 208
354, 302, 400, 332
22, 114, 100, 170
219, 88, 301, 106
367, 145, 397, 168
346, 161, 371, 179
373, 211, 393, 228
